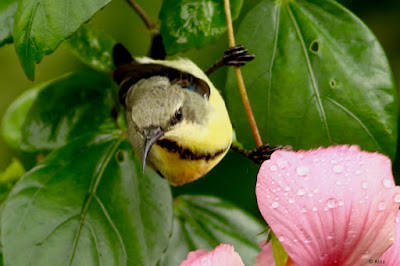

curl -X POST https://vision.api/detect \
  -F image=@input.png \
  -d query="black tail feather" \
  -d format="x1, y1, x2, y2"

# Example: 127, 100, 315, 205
113, 43, 134, 67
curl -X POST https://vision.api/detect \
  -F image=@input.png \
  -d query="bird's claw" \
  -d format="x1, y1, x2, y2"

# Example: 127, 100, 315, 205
222, 45, 255, 66
247, 144, 292, 165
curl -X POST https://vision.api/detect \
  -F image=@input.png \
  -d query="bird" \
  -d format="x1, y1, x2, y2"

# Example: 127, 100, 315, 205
112, 43, 255, 186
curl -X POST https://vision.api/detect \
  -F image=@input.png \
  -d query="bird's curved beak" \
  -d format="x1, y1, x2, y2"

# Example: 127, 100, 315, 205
142, 126, 164, 172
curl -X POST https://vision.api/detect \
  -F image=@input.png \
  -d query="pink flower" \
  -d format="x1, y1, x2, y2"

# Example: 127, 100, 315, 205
256, 145, 400, 265
180, 244, 244, 266
379, 210, 400, 264
180, 146, 400, 265
254, 240, 275, 266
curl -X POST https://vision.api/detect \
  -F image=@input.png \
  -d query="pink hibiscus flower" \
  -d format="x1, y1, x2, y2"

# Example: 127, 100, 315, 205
181, 146, 400, 265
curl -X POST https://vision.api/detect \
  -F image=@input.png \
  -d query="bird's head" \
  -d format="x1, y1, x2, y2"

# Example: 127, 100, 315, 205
124, 73, 211, 171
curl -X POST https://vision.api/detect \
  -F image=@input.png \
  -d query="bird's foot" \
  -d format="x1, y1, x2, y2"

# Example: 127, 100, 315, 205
231, 143, 292, 165
206, 45, 255, 75
222, 45, 255, 66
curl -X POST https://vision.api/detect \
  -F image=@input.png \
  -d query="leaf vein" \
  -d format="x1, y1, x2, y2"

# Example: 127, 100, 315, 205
69, 137, 122, 265
286, 4, 332, 144
266, 5, 281, 138
324, 97, 380, 149
94, 195, 128, 264
86, 220, 101, 266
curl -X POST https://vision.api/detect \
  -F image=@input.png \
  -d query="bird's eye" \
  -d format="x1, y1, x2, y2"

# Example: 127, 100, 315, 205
171, 108, 183, 125
176, 108, 182, 121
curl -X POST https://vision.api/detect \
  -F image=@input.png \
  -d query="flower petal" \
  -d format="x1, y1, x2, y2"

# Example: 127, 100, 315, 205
180, 244, 244, 266
256, 145, 400, 265
254, 240, 275, 266
379, 210, 400, 264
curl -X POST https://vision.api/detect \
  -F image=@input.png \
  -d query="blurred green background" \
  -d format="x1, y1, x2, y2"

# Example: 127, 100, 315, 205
0, 0, 399, 213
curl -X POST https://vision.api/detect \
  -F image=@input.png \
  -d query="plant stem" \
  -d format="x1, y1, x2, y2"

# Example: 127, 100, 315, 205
223, 0, 263, 147
126, 0, 156, 33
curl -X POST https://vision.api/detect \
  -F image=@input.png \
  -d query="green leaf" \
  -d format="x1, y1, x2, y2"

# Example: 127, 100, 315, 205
0, 0, 18, 47
226, 0, 398, 159
64, 24, 116, 72
159, 195, 265, 266
20, 72, 116, 152
271, 232, 288, 266
1, 133, 173, 266
0, 158, 25, 204
13, 0, 112, 80
1, 88, 39, 149
159, 0, 243, 54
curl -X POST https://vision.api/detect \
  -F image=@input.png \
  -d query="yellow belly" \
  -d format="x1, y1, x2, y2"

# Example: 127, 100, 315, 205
151, 144, 229, 186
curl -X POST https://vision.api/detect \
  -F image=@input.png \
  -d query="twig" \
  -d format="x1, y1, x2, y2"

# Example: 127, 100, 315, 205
223, 0, 263, 147
126, 0, 156, 33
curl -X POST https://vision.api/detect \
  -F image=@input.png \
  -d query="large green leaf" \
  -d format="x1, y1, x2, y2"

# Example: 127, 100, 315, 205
0, 0, 17, 47
159, 0, 243, 55
159, 195, 265, 266
13, 0, 112, 80
65, 24, 116, 72
1, 133, 173, 266
226, 0, 398, 159
19, 72, 116, 152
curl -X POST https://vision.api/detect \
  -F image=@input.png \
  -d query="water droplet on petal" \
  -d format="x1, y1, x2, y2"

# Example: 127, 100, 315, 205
301, 207, 308, 213
361, 182, 368, 189
271, 202, 279, 208
333, 165, 344, 173
296, 166, 309, 176
297, 188, 306, 196
312, 206, 318, 211
304, 236, 312, 243
338, 201, 344, 207
322, 253, 328, 258
363, 250, 370, 255
279, 236, 285, 242
383, 179, 392, 189
328, 232, 335, 240
288, 198, 295, 204
277, 159, 289, 169
314, 188, 319, 193
355, 169, 361, 175
326, 198, 337, 209
284, 186, 291, 192
335, 180, 341, 185
270, 165, 278, 172
349, 145, 360, 152
378, 201, 386, 211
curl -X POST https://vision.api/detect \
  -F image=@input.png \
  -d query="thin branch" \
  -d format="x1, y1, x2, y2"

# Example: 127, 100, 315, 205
126, 0, 156, 33
223, 0, 263, 147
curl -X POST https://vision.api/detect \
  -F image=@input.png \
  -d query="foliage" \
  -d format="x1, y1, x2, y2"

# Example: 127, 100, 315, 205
226, 0, 397, 159
0, 0, 398, 265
